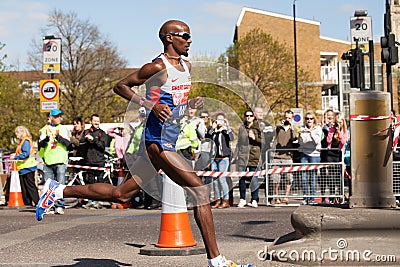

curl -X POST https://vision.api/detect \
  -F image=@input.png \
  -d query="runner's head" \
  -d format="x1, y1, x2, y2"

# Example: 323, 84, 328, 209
159, 20, 191, 57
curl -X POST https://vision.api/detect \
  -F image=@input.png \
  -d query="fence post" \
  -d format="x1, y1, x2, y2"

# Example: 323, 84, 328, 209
349, 91, 397, 208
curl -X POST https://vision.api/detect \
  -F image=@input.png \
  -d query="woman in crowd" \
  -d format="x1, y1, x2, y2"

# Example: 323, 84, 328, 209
234, 109, 262, 208
10, 126, 39, 207
209, 112, 234, 209
321, 110, 348, 204
298, 111, 322, 205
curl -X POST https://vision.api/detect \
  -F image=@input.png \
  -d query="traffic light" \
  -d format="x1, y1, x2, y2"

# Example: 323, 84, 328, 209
342, 48, 364, 88
381, 33, 398, 65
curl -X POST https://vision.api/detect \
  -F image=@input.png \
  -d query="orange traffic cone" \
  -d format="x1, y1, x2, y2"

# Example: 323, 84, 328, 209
7, 161, 25, 207
156, 176, 197, 248
111, 202, 131, 209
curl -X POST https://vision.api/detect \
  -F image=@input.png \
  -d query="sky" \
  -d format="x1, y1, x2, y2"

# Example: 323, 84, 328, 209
0, 0, 385, 70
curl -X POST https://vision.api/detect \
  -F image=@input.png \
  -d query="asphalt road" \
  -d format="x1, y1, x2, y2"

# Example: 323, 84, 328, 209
0, 203, 299, 267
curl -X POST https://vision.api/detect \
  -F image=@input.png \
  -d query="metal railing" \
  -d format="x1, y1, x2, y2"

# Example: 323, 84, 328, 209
265, 148, 345, 204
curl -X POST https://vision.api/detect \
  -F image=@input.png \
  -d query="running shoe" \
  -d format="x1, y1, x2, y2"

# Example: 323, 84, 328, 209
55, 207, 65, 215
36, 179, 60, 221
209, 257, 253, 267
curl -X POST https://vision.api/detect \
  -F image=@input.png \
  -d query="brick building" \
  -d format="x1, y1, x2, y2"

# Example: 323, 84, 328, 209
234, 7, 397, 117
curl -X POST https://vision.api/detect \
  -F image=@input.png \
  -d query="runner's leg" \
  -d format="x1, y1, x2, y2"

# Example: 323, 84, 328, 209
145, 143, 219, 259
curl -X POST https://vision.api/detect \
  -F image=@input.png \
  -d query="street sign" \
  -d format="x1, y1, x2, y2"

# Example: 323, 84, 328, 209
42, 38, 61, 74
40, 79, 59, 112
350, 16, 372, 44
291, 108, 303, 128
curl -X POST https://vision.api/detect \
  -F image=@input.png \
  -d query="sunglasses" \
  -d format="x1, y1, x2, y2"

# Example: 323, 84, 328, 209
200, 115, 209, 118
160, 32, 191, 41
306, 117, 314, 120
245, 114, 254, 117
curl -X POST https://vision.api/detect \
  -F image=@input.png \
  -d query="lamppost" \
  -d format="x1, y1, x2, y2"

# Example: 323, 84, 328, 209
293, 0, 299, 108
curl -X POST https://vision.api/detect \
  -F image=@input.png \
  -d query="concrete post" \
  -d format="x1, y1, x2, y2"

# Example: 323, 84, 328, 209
349, 91, 397, 208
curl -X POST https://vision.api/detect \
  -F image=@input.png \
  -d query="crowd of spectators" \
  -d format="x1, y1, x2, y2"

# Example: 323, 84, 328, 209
3, 105, 357, 210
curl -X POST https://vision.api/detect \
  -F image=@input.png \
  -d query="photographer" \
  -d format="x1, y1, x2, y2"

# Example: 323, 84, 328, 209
270, 110, 298, 204
321, 110, 348, 204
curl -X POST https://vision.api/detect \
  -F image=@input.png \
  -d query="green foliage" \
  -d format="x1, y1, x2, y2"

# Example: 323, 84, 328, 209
0, 73, 44, 150
189, 58, 248, 117
224, 28, 311, 116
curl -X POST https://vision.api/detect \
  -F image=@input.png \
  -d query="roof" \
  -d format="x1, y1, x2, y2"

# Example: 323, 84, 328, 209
236, 6, 321, 28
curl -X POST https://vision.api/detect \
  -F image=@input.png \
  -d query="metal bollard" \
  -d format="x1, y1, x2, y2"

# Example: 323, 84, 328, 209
349, 91, 397, 208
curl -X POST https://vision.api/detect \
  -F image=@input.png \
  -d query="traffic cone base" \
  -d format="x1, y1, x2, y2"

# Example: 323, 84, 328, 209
8, 192, 25, 207
156, 212, 197, 248
7, 162, 24, 208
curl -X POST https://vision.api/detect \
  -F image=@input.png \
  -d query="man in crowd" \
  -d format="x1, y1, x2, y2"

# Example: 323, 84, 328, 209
78, 114, 108, 209
38, 108, 70, 214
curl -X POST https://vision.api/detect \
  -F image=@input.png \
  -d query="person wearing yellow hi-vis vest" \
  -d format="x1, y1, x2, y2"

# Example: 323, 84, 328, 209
176, 118, 199, 167
38, 108, 70, 214
38, 114, 52, 159
10, 126, 39, 207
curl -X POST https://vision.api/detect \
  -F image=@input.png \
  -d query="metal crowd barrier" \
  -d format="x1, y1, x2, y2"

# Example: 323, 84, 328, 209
265, 148, 345, 204
392, 161, 400, 197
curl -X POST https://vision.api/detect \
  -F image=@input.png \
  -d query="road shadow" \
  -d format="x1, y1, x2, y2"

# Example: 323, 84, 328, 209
125, 243, 146, 248
53, 258, 132, 267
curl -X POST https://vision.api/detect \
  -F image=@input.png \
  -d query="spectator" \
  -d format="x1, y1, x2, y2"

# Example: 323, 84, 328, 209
321, 110, 347, 204
79, 114, 108, 209
343, 129, 351, 201
38, 114, 51, 159
126, 107, 161, 210
188, 106, 206, 144
270, 110, 298, 205
125, 107, 147, 163
107, 123, 128, 166
298, 111, 322, 205
196, 111, 214, 201
254, 106, 274, 165
10, 126, 39, 207
68, 117, 85, 158
234, 110, 262, 208
176, 117, 199, 167
176, 117, 200, 209
209, 112, 234, 209
38, 108, 70, 214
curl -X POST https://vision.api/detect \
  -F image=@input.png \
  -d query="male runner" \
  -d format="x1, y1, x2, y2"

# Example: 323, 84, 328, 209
36, 20, 252, 267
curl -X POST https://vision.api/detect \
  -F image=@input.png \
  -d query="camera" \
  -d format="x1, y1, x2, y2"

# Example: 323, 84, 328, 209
216, 119, 224, 125
283, 120, 290, 126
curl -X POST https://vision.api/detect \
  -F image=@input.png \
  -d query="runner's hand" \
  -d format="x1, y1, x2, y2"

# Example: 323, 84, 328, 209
189, 96, 204, 109
153, 103, 172, 123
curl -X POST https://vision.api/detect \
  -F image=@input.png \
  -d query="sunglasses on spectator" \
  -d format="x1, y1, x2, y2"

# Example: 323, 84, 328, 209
200, 115, 209, 118
160, 32, 191, 41
306, 117, 314, 120
245, 114, 254, 117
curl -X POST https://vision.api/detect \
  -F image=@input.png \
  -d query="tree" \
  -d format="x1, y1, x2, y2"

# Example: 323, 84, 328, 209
28, 10, 129, 123
0, 44, 43, 150
225, 29, 313, 117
